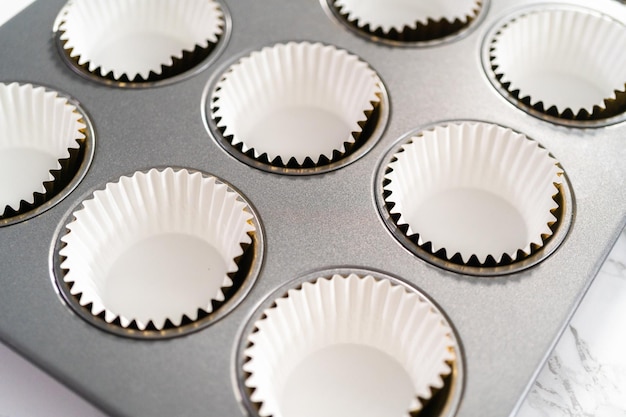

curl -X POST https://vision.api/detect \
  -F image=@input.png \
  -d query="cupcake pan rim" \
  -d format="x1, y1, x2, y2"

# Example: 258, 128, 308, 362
489, 11, 626, 117
481, 3, 626, 127
52, 0, 233, 88
50, 166, 266, 339
210, 42, 383, 168
333, 0, 482, 30
234, 267, 465, 417
383, 123, 562, 261
243, 283, 455, 414
0, 81, 95, 227
59, 169, 252, 330
375, 120, 575, 276
322, 0, 491, 47
56, 0, 225, 77
0, 82, 85, 212
202, 41, 390, 175
332, 0, 482, 31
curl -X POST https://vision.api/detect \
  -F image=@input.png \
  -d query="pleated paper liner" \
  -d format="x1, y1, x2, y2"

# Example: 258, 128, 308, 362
0, 82, 93, 227
325, 0, 485, 45
54, 0, 228, 86
207, 42, 388, 174
53, 168, 264, 339
486, 5, 626, 126
378, 121, 573, 276
236, 269, 463, 417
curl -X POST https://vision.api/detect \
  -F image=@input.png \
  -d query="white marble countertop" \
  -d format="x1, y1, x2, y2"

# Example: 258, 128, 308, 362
517, 228, 626, 417
0, 2, 625, 417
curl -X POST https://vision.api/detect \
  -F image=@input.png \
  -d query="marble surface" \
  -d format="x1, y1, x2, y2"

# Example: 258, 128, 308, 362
0, 2, 625, 417
517, 229, 626, 417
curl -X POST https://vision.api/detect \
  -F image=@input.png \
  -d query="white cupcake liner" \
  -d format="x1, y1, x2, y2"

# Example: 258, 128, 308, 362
57, 0, 224, 82
0, 82, 85, 217
211, 42, 382, 167
243, 273, 455, 417
384, 122, 563, 265
59, 168, 255, 331
489, 7, 626, 121
332, 0, 483, 42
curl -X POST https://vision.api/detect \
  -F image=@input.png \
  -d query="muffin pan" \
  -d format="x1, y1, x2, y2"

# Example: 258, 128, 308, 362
0, 0, 625, 416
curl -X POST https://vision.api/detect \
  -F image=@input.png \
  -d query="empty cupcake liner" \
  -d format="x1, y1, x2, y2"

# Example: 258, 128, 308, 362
488, 6, 626, 123
0, 82, 86, 221
56, 0, 225, 83
382, 121, 565, 268
241, 273, 456, 417
210, 42, 383, 170
329, 0, 484, 43
57, 168, 257, 332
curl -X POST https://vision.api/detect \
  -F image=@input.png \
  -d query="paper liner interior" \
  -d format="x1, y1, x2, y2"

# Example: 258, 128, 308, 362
383, 122, 563, 265
0, 82, 85, 217
490, 8, 626, 121
59, 168, 255, 331
332, 0, 483, 42
243, 274, 455, 417
212, 42, 382, 167
57, 0, 224, 82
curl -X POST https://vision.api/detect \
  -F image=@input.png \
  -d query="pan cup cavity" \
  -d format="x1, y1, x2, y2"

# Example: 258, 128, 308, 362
238, 271, 460, 417
485, 6, 626, 126
0, 82, 92, 226
325, 0, 486, 45
378, 121, 572, 275
55, 0, 227, 86
207, 42, 387, 174
54, 167, 263, 338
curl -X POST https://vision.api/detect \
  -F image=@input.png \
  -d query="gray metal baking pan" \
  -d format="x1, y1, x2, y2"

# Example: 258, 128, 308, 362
0, 0, 625, 416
